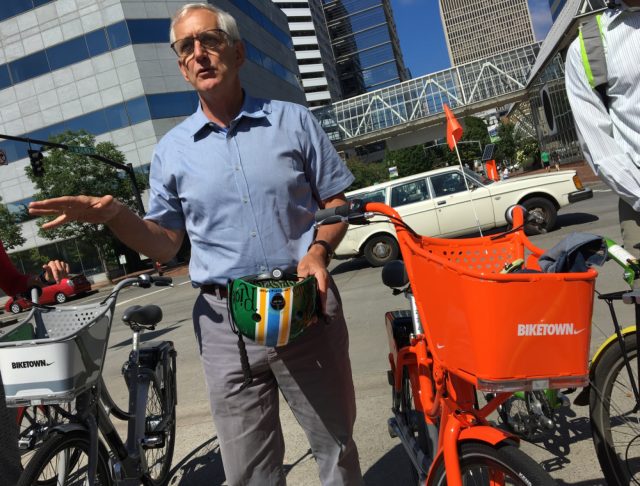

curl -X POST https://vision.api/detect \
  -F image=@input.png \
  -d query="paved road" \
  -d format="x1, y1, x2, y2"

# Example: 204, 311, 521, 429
15, 185, 622, 485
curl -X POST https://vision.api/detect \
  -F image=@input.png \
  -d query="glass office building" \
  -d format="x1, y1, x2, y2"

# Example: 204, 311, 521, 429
322, 0, 409, 99
274, 0, 342, 107
549, 0, 568, 21
439, 0, 536, 65
0, 0, 303, 263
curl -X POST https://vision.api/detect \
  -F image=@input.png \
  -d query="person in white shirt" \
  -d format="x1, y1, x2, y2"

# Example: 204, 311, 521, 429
565, 0, 640, 260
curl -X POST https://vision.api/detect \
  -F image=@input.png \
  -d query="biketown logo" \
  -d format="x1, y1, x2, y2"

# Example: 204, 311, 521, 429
11, 359, 54, 369
517, 322, 585, 337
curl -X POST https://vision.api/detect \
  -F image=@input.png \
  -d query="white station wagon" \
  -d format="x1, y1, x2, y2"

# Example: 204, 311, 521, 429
336, 166, 593, 266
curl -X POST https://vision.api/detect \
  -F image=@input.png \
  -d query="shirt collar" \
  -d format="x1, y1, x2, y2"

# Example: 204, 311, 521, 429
188, 92, 271, 139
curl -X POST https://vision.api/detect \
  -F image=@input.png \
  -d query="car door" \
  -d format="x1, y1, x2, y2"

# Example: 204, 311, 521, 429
389, 177, 440, 237
429, 170, 495, 237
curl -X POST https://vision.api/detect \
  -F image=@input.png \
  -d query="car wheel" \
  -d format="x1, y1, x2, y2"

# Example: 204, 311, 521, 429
364, 234, 399, 267
10, 303, 21, 314
522, 197, 557, 235
55, 292, 67, 304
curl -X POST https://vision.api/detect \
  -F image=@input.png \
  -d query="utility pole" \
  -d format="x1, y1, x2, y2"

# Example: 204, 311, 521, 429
0, 133, 145, 214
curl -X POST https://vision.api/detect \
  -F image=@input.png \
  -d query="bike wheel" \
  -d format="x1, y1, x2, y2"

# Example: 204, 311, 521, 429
17, 403, 74, 484
17, 430, 111, 486
142, 367, 176, 486
395, 366, 430, 482
498, 391, 554, 441
430, 442, 555, 485
590, 332, 640, 485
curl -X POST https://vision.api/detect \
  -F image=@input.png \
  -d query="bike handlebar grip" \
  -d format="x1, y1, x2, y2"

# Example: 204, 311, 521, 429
314, 204, 350, 223
152, 276, 173, 286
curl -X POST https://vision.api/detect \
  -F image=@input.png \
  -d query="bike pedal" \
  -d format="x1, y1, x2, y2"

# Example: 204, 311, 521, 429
142, 434, 165, 449
387, 418, 398, 438
18, 437, 34, 450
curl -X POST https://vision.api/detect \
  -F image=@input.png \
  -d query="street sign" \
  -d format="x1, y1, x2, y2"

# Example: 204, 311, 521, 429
0, 149, 6, 165
67, 145, 95, 155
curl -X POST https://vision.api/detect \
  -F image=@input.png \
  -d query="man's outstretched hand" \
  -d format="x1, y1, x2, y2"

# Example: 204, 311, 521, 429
29, 195, 122, 229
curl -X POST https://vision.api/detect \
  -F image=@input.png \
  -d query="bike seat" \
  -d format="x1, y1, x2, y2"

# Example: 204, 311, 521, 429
122, 304, 163, 329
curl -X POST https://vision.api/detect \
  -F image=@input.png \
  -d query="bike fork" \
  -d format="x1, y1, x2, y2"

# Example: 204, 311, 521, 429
388, 413, 437, 482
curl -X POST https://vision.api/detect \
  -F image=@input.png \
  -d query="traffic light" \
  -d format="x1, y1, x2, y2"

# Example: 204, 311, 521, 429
28, 149, 44, 177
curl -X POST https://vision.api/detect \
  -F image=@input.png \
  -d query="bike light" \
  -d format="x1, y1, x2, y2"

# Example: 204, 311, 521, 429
573, 175, 584, 190
477, 375, 588, 393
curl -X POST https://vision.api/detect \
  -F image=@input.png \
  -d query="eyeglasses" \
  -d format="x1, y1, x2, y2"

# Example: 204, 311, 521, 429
171, 29, 229, 58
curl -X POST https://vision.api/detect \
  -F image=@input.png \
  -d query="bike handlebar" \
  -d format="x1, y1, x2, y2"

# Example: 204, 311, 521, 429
103, 273, 173, 304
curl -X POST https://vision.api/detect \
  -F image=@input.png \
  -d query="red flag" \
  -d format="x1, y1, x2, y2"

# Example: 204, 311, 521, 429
444, 104, 463, 150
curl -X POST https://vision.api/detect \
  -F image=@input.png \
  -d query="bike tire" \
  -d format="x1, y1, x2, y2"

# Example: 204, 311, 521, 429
17, 430, 111, 486
429, 442, 555, 485
589, 332, 639, 486
396, 366, 430, 483
141, 363, 176, 486
17, 403, 75, 486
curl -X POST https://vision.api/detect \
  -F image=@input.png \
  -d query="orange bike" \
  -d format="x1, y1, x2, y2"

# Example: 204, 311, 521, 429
317, 202, 596, 485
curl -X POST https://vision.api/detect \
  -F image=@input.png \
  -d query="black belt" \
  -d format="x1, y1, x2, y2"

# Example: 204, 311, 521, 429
200, 284, 228, 299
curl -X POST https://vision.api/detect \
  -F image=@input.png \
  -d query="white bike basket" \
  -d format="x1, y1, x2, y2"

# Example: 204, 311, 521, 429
0, 300, 114, 407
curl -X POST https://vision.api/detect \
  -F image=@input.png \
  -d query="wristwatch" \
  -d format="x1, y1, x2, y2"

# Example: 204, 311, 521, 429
307, 240, 334, 266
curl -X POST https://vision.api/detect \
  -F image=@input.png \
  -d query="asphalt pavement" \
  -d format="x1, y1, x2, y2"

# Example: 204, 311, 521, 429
11, 184, 620, 485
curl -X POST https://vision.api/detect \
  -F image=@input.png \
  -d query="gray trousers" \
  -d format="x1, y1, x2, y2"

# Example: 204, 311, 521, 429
192, 280, 363, 486
620, 198, 640, 259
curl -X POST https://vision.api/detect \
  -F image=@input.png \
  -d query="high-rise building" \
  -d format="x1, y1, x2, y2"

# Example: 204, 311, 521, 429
549, 0, 568, 21
323, 0, 409, 99
0, 0, 304, 266
438, 0, 536, 65
273, 0, 342, 107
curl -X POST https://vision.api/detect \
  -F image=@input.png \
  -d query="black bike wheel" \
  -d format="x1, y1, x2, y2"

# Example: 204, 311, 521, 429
590, 333, 640, 485
18, 403, 75, 485
17, 430, 111, 486
395, 366, 430, 483
430, 442, 555, 485
142, 367, 176, 486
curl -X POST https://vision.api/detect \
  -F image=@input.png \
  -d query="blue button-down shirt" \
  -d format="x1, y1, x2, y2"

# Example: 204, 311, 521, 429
144, 94, 354, 286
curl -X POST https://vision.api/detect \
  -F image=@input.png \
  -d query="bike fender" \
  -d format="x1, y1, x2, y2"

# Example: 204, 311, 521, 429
45, 422, 87, 438
458, 425, 518, 446
591, 325, 636, 366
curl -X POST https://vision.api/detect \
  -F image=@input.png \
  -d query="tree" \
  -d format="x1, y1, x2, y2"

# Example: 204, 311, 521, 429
495, 122, 518, 162
383, 145, 433, 178
346, 157, 388, 190
462, 116, 491, 149
25, 131, 147, 276
0, 196, 25, 249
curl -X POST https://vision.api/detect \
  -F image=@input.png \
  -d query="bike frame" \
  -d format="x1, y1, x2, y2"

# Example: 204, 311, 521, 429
389, 293, 514, 485
593, 290, 640, 404
38, 276, 176, 486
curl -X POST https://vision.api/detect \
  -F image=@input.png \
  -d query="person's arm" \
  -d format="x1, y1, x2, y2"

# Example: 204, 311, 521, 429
0, 243, 28, 296
29, 195, 185, 262
565, 41, 640, 210
296, 192, 348, 312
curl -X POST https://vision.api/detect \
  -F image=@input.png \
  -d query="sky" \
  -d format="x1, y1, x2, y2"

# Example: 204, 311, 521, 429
390, 0, 554, 77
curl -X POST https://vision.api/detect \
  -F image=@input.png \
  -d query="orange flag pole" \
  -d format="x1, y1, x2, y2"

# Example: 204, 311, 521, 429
443, 104, 483, 237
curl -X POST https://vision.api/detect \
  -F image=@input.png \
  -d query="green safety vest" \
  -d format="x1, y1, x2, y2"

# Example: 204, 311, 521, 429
578, 13, 610, 110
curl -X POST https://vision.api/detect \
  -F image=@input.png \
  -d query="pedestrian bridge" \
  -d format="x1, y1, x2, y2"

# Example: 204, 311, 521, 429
313, 43, 540, 151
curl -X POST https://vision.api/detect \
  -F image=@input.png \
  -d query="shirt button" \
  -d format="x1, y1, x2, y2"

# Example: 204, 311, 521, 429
251, 231, 256, 237
243, 197, 248, 203
235, 166, 240, 171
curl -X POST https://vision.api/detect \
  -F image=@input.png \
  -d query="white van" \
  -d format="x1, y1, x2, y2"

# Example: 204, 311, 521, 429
335, 166, 592, 266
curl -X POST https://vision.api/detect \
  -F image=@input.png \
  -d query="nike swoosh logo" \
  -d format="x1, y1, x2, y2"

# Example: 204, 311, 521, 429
436, 344, 445, 349
573, 329, 585, 335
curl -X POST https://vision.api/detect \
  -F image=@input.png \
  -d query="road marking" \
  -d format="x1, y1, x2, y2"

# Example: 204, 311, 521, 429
593, 189, 611, 193
116, 287, 170, 307
178, 280, 192, 286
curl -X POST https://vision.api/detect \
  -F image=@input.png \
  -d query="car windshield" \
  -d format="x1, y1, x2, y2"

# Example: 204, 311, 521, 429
463, 167, 493, 186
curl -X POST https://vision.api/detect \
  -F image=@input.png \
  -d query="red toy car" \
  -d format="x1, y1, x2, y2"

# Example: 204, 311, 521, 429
4, 274, 92, 314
